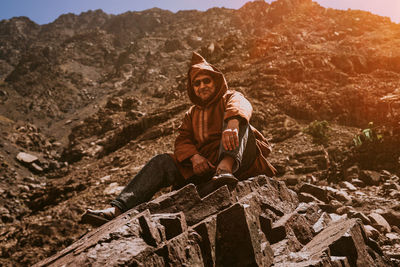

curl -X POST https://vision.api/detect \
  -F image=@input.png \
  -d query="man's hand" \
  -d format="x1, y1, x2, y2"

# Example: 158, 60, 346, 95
190, 154, 215, 175
222, 118, 239, 151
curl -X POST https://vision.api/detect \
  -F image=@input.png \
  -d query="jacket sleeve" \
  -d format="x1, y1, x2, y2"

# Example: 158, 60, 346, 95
174, 110, 199, 162
224, 91, 253, 122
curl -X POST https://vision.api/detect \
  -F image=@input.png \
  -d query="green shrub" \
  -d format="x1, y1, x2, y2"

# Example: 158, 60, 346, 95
303, 120, 330, 145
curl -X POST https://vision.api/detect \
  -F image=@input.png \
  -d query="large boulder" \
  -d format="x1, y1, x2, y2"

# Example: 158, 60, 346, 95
34, 175, 393, 266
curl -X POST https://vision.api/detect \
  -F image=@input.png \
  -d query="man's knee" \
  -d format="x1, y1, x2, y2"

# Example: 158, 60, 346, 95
151, 153, 173, 164
149, 153, 175, 169
150, 154, 179, 177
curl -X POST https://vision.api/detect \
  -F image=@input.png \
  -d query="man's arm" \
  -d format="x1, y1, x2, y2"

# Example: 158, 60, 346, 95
222, 118, 240, 151
190, 154, 215, 175
222, 92, 253, 151
174, 111, 199, 163
175, 110, 215, 176
224, 92, 253, 123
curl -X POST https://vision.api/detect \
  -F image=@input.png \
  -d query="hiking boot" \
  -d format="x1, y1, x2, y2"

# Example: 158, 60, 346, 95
196, 171, 238, 197
80, 207, 117, 227
211, 172, 238, 191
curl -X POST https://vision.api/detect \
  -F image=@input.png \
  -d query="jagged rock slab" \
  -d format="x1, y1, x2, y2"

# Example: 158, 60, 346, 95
33, 176, 282, 266
233, 175, 299, 215
275, 218, 390, 266
34, 176, 392, 267
135, 182, 232, 226
216, 203, 274, 266
154, 230, 204, 266
299, 183, 330, 203
193, 216, 218, 266
33, 209, 162, 266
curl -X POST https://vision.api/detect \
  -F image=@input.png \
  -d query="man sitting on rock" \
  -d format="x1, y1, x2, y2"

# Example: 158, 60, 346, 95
82, 52, 276, 225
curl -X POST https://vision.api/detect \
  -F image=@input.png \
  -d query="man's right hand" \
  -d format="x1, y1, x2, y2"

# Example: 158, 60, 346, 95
190, 154, 215, 175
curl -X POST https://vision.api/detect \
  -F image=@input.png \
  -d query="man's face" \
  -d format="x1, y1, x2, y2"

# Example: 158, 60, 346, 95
192, 74, 216, 102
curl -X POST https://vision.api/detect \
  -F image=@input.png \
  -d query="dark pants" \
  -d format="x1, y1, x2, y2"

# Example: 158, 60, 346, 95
111, 123, 257, 212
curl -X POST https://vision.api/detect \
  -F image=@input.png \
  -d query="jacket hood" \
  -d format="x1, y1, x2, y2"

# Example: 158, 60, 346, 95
187, 52, 228, 107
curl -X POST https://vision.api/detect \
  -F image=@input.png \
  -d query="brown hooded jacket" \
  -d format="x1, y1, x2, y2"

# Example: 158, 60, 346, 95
170, 52, 276, 181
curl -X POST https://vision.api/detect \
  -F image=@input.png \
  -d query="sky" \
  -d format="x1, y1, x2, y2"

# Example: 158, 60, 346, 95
0, 0, 399, 25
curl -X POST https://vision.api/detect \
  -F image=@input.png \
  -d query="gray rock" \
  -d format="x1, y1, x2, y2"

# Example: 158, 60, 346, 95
364, 225, 380, 240
336, 206, 351, 215
16, 152, 38, 164
275, 219, 387, 266
339, 181, 357, 191
216, 203, 274, 266
298, 192, 324, 204
360, 170, 382, 186
345, 165, 359, 180
351, 178, 365, 187
283, 174, 301, 186
333, 190, 352, 203
17, 185, 30, 193
329, 213, 348, 222
232, 175, 299, 215
193, 216, 217, 266
349, 211, 371, 225
299, 183, 330, 203
156, 230, 203, 266
138, 213, 162, 246
369, 213, 391, 234
266, 211, 314, 245
23, 176, 38, 184
186, 35, 203, 48
328, 199, 344, 212
380, 209, 400, 228
31, 162, 44, 173
152, 212, 187, 240
385, 232, 400, 244
313, 213, 332, 235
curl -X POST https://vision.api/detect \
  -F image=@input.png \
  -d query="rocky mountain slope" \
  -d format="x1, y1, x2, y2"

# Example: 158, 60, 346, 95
0, 0, 400, 265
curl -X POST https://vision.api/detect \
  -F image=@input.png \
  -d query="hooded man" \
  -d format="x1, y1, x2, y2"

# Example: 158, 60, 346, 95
82, 52, 276, 225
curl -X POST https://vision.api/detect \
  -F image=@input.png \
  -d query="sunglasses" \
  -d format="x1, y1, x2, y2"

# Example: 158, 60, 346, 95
193, 77, 212, 87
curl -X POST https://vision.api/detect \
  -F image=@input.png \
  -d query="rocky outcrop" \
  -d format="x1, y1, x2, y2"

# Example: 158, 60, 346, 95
277, 218, 386, 266
35, 176, 392, 266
